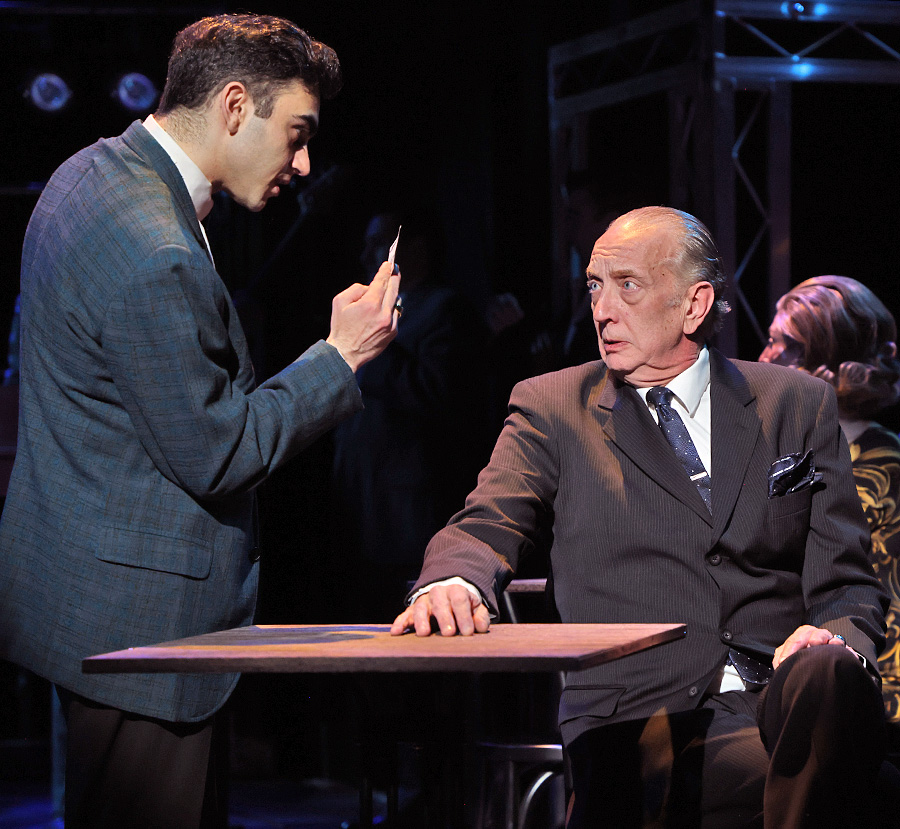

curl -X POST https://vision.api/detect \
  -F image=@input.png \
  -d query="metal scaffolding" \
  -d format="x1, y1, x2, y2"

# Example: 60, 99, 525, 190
548, 0, 900, 355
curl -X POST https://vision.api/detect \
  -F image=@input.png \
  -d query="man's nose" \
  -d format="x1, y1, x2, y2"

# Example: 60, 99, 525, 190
291, 147, 310, 177
591, 291, 615, 324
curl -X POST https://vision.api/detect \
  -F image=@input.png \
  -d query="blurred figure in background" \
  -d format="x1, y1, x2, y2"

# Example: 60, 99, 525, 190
0, 295, 19, 501
761, 275, 900, 738
330, 208, 492, 621
3, 295, 19, 386
531, 173, 637, 372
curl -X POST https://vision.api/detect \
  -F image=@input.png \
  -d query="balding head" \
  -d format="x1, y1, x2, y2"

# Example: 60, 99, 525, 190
607, 207, 730, 338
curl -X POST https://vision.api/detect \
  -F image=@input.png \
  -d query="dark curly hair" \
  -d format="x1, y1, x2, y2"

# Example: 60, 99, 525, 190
157, 14, 342, 119
772, 275, 900, 419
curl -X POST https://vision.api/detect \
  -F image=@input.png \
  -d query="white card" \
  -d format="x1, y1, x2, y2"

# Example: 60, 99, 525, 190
387, 225, 401, 270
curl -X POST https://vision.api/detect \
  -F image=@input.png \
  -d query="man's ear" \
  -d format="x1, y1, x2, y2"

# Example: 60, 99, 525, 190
683, 281, 715, 336
220, 81, 251, 135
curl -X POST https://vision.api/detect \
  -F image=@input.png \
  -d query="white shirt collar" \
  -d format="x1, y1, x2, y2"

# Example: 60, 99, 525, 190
632, 345, 710, 417
143, 115, 214, 221
665, 345, 710, 417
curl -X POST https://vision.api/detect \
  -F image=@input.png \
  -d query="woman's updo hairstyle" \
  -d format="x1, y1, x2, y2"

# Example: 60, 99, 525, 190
772, 275, 900, 419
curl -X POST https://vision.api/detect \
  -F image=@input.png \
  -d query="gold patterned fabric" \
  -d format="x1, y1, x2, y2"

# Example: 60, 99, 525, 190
850, 424, 900, 723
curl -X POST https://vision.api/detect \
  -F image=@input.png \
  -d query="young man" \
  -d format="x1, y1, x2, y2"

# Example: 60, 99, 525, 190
0, 14, 400, 828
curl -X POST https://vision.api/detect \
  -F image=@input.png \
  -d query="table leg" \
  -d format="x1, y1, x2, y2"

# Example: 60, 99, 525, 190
351, 672, 474, 828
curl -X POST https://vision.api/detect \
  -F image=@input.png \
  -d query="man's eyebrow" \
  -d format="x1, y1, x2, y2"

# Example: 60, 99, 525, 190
608, 268, 640, 279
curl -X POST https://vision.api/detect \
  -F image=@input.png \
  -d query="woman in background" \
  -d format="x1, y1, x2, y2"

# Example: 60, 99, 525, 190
759, 276, 900, 736
760, 275, 900, 734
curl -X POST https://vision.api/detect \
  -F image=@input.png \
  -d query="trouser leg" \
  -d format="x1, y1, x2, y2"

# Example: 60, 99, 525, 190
567, 718, 647, 829
56, 686, 227, 829
757, 645, 886, 829
566, 691, 767, 829
674, 690, 766, 829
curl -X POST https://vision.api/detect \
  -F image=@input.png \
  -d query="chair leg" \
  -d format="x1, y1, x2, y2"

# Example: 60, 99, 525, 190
519, 769, 558, 829
505, 758, 517, 829
476, 754, 512, 829
476, 754, 489, 829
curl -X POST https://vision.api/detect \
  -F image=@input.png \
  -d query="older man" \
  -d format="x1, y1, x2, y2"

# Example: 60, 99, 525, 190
0, 14, 400, 829
393, 207, 890, 827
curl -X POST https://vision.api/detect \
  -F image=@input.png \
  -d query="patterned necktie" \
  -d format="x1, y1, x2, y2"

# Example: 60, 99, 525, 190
646, 386, 711, 512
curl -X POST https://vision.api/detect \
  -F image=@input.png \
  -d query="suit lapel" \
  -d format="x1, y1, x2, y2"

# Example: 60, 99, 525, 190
709, 350, 760, 539
595, 371, 714, 525
121, 121, 210, 260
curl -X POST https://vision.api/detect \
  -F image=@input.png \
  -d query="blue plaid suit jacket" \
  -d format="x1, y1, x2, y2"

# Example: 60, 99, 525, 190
0, 121, 362, 721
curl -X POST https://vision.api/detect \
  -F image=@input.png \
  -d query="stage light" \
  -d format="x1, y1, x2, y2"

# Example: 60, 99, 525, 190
26, 73, 72, 112
790, 61, 815, 78
113, 73, 157, 112
781, 1, 808, 16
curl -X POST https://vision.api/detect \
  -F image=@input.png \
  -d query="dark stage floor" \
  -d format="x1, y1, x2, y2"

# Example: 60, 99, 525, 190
0, 778, 386, 829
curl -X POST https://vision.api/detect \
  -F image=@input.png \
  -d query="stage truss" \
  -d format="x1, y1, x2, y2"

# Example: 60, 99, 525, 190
548, 0, 900, 354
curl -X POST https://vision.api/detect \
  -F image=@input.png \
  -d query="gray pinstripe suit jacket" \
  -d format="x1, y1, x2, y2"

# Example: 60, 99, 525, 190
0, 121, 362, 722
411, 350, 888, 743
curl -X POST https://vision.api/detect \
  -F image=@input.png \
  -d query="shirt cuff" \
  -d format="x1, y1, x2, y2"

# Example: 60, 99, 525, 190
407, 577, 484, 607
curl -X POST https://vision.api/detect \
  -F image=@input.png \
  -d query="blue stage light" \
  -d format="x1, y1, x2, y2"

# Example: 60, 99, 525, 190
27, 73, 72, 112
114, 73, 158, 112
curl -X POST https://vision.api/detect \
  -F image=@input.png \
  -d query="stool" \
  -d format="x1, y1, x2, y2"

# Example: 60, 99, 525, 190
476, 740, 564, 829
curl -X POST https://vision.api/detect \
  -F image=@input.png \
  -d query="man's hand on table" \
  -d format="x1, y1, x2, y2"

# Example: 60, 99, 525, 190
390, 584, 491, 637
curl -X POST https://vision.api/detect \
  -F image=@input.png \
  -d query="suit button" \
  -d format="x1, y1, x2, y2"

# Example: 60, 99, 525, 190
688, 685, 699, 697
249, 546, 261, 563
723, 630, 733, 641
709, 554, 722, 566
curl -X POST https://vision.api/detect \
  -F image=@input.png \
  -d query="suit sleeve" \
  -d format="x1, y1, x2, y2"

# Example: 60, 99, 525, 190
410, 377, 558, 615
102, 243, 362, 499
802, 381, 889, 670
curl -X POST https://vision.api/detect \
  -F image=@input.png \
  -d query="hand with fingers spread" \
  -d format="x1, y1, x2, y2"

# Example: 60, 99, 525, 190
772, 624, 850, 670
390, 583, 491, 637
326, 261, 401, 372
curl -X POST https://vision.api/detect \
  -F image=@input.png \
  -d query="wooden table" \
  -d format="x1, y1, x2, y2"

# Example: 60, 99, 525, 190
84, 623, 685, 827
83, 622, 686, 675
